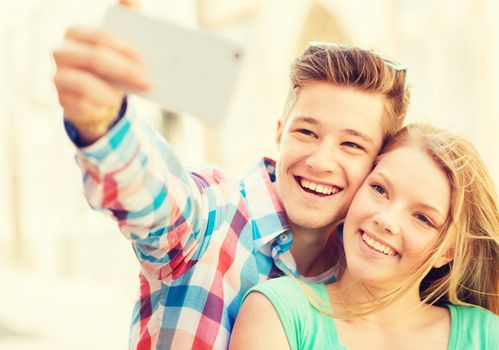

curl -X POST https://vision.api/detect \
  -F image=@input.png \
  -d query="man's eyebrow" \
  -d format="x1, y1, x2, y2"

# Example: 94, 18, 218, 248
292, 116, 320, 125
343, 128, 374, 145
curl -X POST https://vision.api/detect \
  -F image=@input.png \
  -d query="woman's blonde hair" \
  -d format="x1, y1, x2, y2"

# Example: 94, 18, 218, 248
299, 123, 499, 317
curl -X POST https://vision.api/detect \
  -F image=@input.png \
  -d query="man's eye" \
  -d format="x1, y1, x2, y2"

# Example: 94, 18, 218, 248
297, 129, 316, 137
342, 141, 363, 150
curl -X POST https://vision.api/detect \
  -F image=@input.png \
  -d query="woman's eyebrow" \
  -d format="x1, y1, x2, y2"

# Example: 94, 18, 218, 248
417, 203, 446, 223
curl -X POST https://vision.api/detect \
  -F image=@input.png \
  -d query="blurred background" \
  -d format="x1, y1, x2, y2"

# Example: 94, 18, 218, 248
1, 0, 498, 348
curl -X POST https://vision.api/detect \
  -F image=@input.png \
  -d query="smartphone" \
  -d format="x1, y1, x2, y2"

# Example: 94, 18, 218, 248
103, 4, 244, 124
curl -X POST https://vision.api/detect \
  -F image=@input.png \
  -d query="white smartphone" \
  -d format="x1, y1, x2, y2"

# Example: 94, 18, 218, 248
103, 5, 244, 124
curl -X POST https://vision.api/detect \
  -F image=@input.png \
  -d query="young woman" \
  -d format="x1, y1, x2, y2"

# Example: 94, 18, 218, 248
230, 123, 499, 350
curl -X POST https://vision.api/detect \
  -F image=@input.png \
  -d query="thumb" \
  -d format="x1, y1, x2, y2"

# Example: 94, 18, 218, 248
118, 0, 140, 8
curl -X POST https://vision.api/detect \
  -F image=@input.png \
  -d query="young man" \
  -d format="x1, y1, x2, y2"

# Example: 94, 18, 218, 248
53, 21, 409, 350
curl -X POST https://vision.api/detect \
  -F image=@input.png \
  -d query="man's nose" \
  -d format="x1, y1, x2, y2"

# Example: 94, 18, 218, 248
305, 141, 339, 174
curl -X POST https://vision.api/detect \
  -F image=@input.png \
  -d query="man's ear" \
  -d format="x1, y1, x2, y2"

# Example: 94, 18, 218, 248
275, 119, 283, 150
433, 249, 454, 269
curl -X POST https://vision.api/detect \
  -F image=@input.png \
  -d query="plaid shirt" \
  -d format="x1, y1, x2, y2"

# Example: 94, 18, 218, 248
68, 105, 335, 349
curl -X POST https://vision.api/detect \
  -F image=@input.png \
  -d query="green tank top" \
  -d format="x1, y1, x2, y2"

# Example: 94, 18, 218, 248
245, 277, 499, 350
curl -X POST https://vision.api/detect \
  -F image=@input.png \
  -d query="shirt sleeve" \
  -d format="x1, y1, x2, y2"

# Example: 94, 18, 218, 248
69, 102, 227, 279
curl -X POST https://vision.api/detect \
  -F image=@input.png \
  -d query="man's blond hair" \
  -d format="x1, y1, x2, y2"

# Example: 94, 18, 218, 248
283, 43, 410, 139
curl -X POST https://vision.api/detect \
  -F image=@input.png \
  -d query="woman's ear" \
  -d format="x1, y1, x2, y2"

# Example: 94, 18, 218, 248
433, 249, 454, 269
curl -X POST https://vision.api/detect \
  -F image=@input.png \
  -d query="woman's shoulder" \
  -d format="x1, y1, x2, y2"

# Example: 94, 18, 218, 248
243, 277, 334, 349
247, 276, 326, 305
448, 304, 499, 348
249, 276, 302, 291
449, 303, 498, 323
246, 277, 310, 307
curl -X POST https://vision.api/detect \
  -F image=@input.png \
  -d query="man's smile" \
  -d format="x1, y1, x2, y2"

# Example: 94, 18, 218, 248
295, 176, 343, 197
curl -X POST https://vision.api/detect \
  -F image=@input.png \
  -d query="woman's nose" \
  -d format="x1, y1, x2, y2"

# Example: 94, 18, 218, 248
373, 211, 401, 235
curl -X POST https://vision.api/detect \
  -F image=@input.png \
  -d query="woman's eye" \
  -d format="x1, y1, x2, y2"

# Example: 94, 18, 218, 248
370, 184, 386, 196
415, 214, 433, 228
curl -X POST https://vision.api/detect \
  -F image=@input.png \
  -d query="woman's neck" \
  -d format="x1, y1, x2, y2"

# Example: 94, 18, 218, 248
330, 269, 427, 324
328, 271, 451, 350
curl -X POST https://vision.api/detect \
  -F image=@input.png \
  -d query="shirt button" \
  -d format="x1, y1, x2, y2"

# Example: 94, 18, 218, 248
279, 234, 289, 243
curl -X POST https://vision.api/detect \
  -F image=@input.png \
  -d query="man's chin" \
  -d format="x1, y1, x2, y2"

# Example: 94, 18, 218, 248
288, 215, 338, 233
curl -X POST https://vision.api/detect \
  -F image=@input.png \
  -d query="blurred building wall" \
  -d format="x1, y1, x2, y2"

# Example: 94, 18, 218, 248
0, 0, 498, 348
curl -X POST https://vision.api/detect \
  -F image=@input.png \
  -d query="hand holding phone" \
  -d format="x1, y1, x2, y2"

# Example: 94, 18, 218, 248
103, 4, 244, 124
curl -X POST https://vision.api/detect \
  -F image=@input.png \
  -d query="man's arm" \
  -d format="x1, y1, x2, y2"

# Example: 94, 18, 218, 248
230, 292, 290, 350
53, 10, 216, 278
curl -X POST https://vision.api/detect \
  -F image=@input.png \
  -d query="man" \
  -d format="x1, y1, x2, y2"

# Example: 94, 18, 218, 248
53, 5, 409, 349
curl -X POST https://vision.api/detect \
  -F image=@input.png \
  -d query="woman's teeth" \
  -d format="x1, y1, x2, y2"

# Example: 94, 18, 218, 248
362, 232, 396, 256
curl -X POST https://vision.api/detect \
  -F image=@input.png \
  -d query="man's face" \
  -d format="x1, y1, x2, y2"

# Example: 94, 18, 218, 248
274, 82, 385, 234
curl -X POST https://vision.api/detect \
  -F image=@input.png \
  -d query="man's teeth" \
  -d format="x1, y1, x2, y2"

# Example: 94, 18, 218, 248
361, 233, 396, 256
300, 179, 340, 195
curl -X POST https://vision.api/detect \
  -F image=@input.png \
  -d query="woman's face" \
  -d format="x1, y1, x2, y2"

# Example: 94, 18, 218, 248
342, 145, 451, 289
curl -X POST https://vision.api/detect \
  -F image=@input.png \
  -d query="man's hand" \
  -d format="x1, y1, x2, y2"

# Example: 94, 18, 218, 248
53, 22, 150, 144
118, 0, 139, 8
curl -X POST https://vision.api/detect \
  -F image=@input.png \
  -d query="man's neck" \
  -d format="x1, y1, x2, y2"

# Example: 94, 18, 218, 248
289, 223, 339, 277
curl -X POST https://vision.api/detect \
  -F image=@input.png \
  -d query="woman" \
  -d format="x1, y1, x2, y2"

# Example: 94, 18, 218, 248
230, 124, 499, 350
